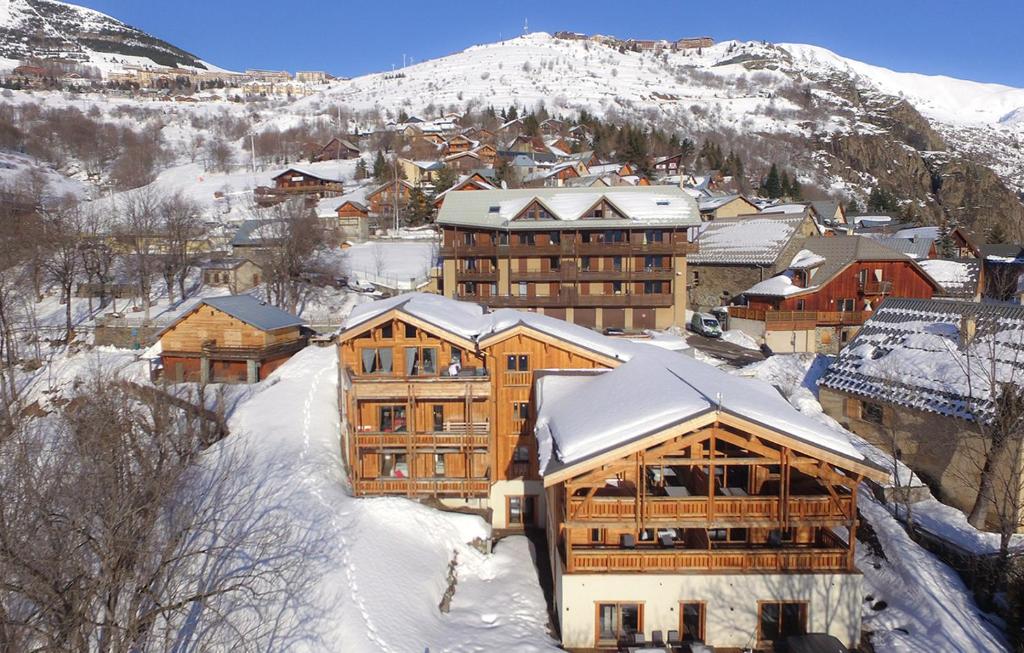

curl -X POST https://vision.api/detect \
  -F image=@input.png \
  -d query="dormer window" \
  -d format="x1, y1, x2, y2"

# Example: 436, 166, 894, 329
488, 205, 500, 213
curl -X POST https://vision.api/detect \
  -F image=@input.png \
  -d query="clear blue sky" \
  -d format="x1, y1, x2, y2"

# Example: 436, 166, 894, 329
83, 0, 1024, 87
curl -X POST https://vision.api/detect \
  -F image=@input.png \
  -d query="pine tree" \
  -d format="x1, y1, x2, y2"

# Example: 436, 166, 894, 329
397, 109, 409, 123
372, 151, 387, 183
779, 171, 791, 198
789, 174, 803, 201
937, 219, 956, 258
355, 158, 368, 180
507, 105, 519, 121
433, 165, 458, 195
763, 164, 782, 199
987, 221, 1009, 244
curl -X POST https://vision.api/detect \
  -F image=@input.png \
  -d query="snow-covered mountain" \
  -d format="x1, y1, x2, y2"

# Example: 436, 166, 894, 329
0, 0, 218, 72
292, 33, 1023, 232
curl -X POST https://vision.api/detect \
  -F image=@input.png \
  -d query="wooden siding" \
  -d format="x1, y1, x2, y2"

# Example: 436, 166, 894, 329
161, 305, 301, 353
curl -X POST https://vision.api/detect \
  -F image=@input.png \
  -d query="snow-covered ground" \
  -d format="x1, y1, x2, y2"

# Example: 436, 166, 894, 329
721, 328, 758, 350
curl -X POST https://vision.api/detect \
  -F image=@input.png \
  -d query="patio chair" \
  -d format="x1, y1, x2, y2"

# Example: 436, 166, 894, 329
659, 532, 674, 548
651, 630, 665, 646
632, 632, 646, 645
666, 629, 680, 646
620, 533, 635, 549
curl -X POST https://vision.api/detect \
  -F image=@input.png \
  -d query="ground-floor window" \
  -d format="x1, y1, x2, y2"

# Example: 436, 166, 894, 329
380, 453, 408, 478
758, 601, 807, 643
507, 495, 535, 526
596, 602, 642, 646
680, 602, 705, 641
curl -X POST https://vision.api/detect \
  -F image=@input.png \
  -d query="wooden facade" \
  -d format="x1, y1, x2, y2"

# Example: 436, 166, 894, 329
338, 312, 618, 501
272, 168, 344, 195
160, 303, 306, 384
440, 222, 695, 330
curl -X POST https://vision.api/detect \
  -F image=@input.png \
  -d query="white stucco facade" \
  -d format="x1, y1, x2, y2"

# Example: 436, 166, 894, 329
489, 479, 546, 528
554, 557, 863, 650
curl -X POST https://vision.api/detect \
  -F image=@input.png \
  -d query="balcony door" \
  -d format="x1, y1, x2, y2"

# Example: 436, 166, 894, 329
596, 602, 642, 647
758, 601, 807, 644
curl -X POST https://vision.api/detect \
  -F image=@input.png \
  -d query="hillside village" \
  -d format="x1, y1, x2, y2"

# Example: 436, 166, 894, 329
0, 2, 1023, 653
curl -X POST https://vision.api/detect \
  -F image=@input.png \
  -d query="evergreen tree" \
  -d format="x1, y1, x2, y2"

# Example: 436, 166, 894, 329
987, 221, 1009, 244
845, 195, 862, 216
779, 171, 791, 198
762, 164, 782, 199
433, 165, 458, 195
867, 186, 899, 213
406, 187, 433, 225
788, 174, 803, 201
355, 157, 368, 180
937, 219, 956, 258
372, 151, 387, 183
397, 109, 409, 123
523, 113, 541, 137
506, 105, 519, 121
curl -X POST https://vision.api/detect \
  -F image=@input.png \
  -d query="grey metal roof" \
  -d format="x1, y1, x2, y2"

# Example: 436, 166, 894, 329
981, 244, 1024, 262
202, 295, 304, 331
201, 257, 257, 270
918, 259, 981, 299
864, 235, 935, 260
744, 236, 935, 298
232, 219, 283, 247
689, 213, 807, 266
436, 186, 701, 231
820, 297, 1024, 422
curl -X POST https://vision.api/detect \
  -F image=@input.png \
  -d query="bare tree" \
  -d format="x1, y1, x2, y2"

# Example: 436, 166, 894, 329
255, 200, 324, 313
38, 196, 84, 340
160, 193, 202, 305
115, 189, 162, 320
206, 138, 235, 173
80, 206, 117, 313
0, 371, 326, 652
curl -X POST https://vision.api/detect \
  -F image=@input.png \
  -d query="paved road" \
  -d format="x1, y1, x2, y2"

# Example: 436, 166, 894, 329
686, 332, 766, 368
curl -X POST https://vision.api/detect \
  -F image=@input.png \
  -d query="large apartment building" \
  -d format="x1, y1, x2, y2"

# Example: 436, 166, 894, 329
335, 293, 886, 650
436, 187, 701, 330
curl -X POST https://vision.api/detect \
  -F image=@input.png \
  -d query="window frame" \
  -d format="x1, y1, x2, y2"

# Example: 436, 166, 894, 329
378, 404, 408, 433
679, 601, 706, 642
507, 495, 536, 526
862, 400, 885, 424
757, 601, 808, 643
594, 601, 644, 647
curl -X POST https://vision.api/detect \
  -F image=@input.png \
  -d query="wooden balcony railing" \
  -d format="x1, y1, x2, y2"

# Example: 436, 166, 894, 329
503, 371, 532, 386
354, 424, 490, 448
355, 477, 490, 496
455, 269, 498, 282
346, 369, 491, 400
569, 546, 851, 573
727, 307, 869, 329
165, 338, 308, 362
859, 280, 893, 295
566, 495, 852, 524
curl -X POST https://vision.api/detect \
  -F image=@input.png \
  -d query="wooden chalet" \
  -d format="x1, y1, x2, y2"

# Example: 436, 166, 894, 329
445, 134, 475, 155
159, 295, 306, 384
271, 167, 344, 196
366, 179, 415, 215
432, 174, 498, 210
653, 153, 685, 176
535, 352, 887, 650
443, 150, 483, 173
311, 137, 360, 162
337, 293, 637, 527
731, 236, 940, 353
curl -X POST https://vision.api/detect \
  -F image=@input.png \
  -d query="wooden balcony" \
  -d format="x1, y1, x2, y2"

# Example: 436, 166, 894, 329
455, 269, 498, 282
569, 546, 851, 573
728, 307, 869, 329
347, 369, 491, 400
354, 423, 490, 449
503, 371, 532, 386
566, 494, 852, 526
465, 291, 674, 309
859, 280, 894, 295
355, 477, 490, 497
165, 338, 308, 362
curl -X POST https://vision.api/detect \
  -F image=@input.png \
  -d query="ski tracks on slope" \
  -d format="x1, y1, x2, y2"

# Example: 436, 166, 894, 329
296, 359, 396, 653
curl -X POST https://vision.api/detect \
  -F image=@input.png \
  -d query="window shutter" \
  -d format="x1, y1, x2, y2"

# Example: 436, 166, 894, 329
844, 398, 860, 419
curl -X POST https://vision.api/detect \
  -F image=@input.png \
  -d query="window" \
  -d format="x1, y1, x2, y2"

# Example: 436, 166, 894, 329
490, 282, 497, 295
360, 348, 393, 374
795, 299, 806, 311
549, 231, 561, 244
645, 229, 664, 243
580, 256, 591, 271
380, 453, 408, 478
589, 528, 603, 544
612, 256, 623, 271
597, 602, 642, 645
549, 256, 560, 270
862, 401, 884, 424
690, 270, 700, 286
644, 255, 663, 270
464, 281, 477, 295
759, 602, 807, 643
513, 445, 530, 463
604, 230, 625, 243
463, 232, 475, 246
512, 401, 530, 421
643, 280, 664, 294
432, 405, 444, 432
838, 298, 855, 312
498, 232, 509, 245
506, 354, 530, 372
581, 231, 592, 243
466, 257, 478, 271
404, 347, 438, 376
508, 495, 536, 526
708, 528, 748, 543
378, 405, 407, 433
858, 269, 868, 285
517, 281, 528, 297
612, 281, 623, 295
520, 232, 535, 246
450, 347, 463, 367
404, 323, 417, 338
433, 454, 446, 477
680, 602, 705, 642
380, 323, 393, 339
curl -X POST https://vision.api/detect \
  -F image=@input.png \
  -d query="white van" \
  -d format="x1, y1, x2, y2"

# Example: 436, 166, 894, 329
688, 312, 722, 338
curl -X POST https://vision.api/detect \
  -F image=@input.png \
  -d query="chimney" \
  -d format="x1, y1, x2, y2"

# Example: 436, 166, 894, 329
960, 314, 977, 348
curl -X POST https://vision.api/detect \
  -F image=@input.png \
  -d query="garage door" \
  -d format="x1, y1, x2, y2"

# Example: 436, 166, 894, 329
633, 308, 656, 330
603, 308, 626, 330
574, 308, 597, 328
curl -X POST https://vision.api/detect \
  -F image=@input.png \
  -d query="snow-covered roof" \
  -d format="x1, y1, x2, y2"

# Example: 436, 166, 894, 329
535, 348, 876, 477
862, 235, 935, 259
743, 236, 933, 298
339, 292, 642, 362
820, 298, 1024, 423
436, 187, 700, 231
893, 226, 940, 240
918, 259, 981, 300
697, 193, 754, 212
760, 202, 807, 215
689, 214, 808, 265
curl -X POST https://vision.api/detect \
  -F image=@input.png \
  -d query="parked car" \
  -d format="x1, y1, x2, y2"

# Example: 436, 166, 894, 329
602, 326, 625, 336
688, 312, 722, 338
346, 278, 376, 293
